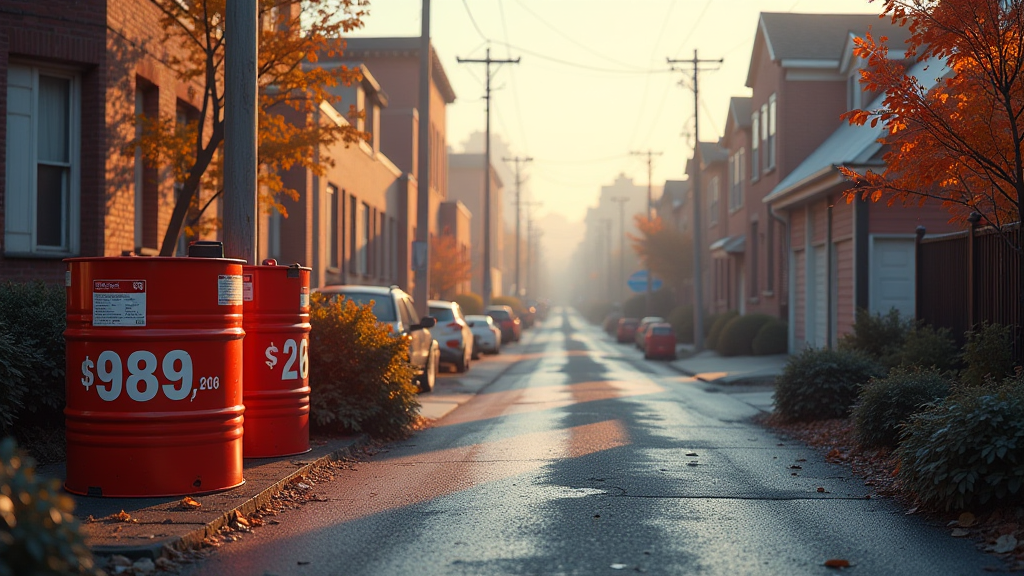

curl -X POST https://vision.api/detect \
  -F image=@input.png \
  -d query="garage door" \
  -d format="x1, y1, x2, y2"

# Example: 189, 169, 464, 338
870, 238, 915, 317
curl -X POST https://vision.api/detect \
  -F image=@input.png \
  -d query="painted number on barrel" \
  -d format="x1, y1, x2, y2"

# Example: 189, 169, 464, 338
264, 338, 309, 381
80, 350, 214, 402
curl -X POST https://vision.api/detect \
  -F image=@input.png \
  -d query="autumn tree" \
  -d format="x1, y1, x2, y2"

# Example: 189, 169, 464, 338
840, 0, 1024, 349
429, 231, 472, 300
628, 215, 693, 294
135, 0, 370, 256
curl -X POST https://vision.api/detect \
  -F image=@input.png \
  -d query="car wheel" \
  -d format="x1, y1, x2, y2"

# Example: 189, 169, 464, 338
455, 346, 470, 373
417, 351, 436, 393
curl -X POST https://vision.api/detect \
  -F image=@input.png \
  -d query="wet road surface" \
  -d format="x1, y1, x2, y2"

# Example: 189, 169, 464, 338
183, 309, 998, 575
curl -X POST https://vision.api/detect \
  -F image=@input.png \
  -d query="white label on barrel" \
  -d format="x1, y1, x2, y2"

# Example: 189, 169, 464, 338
92, 280, 147, 327
242, 274, 254, 302
218, 275, 243, 306
65, 270, 71, 287
300, 286, 309, 308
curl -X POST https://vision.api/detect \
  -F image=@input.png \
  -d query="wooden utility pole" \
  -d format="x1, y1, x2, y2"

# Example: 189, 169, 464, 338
457, 48, 520, 307
668, 50, 723, 351
413, 0, 431, 315
223, 0, 258, 263
504, 155, 533, 298
630, 150, 662, 315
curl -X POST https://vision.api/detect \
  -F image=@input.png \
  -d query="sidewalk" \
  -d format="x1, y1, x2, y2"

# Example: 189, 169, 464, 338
38, 328, 536, 560
670, 348, 788, 386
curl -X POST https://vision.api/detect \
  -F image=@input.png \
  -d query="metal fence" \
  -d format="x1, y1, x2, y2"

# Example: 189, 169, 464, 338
916, 222, 1021, 356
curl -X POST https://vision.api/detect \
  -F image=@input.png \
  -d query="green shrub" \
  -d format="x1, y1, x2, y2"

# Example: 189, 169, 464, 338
752, 320, 788, 355
852, 367, 951, 449
773, 348, 884, 421
838, 307, 912, 365
892, 324, 959, 372
0, 282, 66, 438
492, 295, 525, 315
717, 314, 773, 356
308, 294, 420, 439
705, 310, 739, 351
667, 305, 694, 344
0, 437, 99, 576
897, 381, 1024, 510
960, 322, 1015, 388
453, 293, 483, 316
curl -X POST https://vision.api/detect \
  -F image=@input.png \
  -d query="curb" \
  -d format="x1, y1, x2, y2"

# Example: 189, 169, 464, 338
86, 435, 371, 559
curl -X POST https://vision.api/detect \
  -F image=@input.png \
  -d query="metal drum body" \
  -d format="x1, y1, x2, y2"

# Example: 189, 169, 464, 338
241, 263, 311, 458
64, 257, 245, 497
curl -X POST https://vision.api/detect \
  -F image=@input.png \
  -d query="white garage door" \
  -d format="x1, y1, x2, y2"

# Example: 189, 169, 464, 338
870, 238, 915, 318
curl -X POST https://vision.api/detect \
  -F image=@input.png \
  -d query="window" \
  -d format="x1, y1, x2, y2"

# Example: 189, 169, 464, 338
5, 64, 80, 256
327, 184, 339, 268
767, 217, 775, 292
708, 177, 720, 226
359, 202, 370, 275
750, 221, 759, 294
848, 73, 860, 111
750, 111, 760, 179
729, 148, 745, 212
767, 94, 777, 170
348, 196, 358, 274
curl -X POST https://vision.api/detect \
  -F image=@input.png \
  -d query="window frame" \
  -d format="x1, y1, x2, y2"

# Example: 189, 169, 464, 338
766, 94, 777, 171
708, 176, 720, 226
4, 62, 82, 258
750, 111, 760, 180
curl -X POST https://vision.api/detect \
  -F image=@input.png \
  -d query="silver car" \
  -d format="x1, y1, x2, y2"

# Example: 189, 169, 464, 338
466, 314, 501, 356
428, 300, 475, 373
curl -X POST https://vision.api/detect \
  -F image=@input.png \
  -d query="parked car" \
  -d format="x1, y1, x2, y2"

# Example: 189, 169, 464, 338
466, 314, 501, 356
428, 300, 474, 373
487, 305, 521, 343
634, 316, 666, 348
616, 317, 640, 343
644, 322, 677, 360
317, 285, 440, 393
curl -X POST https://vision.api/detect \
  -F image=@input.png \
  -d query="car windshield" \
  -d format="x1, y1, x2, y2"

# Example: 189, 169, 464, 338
467, 315, 492, 327
488, 310, 510, 320
430, 307, 455, 322
333, 292, 396, 322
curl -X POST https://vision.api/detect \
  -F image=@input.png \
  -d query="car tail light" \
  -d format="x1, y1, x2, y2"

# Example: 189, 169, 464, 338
446, 339, 461, 348
446, 322, 462, 329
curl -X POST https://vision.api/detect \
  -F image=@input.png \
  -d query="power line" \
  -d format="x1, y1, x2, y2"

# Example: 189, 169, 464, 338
488, 39, 669, 75
461, 0, 487, 41
504, 155, 533, 297
511, 0, 644, 71
670, 0, 713, 57
628, 0, 680, 149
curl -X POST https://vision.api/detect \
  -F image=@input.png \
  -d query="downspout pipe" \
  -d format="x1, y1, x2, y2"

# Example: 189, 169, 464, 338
768, 202, 791, 351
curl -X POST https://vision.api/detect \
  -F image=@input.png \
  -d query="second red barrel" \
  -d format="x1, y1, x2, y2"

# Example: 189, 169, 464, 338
242, 261, 311, 458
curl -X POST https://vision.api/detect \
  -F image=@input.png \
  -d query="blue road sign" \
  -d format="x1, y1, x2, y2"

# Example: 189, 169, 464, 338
627, 270, 662, 293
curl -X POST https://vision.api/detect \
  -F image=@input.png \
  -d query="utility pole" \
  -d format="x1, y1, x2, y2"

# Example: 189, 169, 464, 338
610, 196, 629, 302
602, 218, 614, 302
523, 200, 542, 300
223, 0, 257, 263
630, 150, 662, 316
457, 48, 520, 308
413, 0, 431, 315
668, 50, 723, 351
504, 155, 533, 299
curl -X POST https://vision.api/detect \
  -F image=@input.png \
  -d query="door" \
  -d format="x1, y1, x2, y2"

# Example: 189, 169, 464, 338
809, 245, 828, 348
870, 238, 915, 318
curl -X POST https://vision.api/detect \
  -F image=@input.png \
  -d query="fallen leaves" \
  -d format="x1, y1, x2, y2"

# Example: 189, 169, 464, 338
180, 496, 202, 510
109, 510, 137, 523
990, 534, 1019, 554
824, 558, 851, 568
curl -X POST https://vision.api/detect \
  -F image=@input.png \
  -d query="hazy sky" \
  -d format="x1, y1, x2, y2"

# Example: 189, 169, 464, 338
349, 0, 884, 224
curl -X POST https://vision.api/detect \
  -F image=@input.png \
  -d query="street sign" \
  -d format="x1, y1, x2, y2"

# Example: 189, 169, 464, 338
627, 270, 662, 293
412, 241, 428, 272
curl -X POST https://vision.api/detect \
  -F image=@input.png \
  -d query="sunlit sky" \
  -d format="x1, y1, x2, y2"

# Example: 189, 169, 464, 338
350, 0, 884, 225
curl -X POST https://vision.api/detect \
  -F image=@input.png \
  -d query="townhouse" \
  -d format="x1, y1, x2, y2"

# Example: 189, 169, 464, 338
0, 2, 461, 295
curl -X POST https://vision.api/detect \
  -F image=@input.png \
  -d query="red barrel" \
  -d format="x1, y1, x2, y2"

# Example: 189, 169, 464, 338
64, 256, 245, 497
241, 261, 311, 458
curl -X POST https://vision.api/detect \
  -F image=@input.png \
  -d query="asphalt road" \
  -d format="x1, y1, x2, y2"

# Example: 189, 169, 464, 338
183, 308, 998, 576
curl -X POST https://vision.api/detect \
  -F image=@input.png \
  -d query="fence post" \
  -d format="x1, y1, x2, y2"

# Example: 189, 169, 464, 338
967, 212, 981, 330
915, 226, 925, 320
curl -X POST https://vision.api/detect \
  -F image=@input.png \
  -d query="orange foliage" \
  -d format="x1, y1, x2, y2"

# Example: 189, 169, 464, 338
429, 232, 472, 300
131, 0, 371, 255
627, 215, 692, 290
840, 0, 1024, 230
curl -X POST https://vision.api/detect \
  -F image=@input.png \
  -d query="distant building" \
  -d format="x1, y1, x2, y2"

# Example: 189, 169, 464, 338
448, 153, 504, 298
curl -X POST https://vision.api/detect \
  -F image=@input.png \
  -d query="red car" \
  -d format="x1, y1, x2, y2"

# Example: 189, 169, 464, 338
616, 317, 640, 343
486, 305, 521, 343
644, 322, 677, 360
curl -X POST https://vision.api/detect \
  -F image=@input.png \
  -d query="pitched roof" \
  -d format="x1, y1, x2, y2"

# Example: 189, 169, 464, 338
747, 13, 911, 87
699, 141, 727, 165
763, 57, 947, 207
341, 37, 457, 104
729, 97, 752, 130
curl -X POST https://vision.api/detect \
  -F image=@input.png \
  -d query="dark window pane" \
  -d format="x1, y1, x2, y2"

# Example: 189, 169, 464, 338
429, 307, 455, 322
36, 164, 66, 247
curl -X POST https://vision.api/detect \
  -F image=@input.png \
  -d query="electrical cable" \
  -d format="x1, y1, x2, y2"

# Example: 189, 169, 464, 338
461, 0, 488, 42
511, 0, 645, 71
